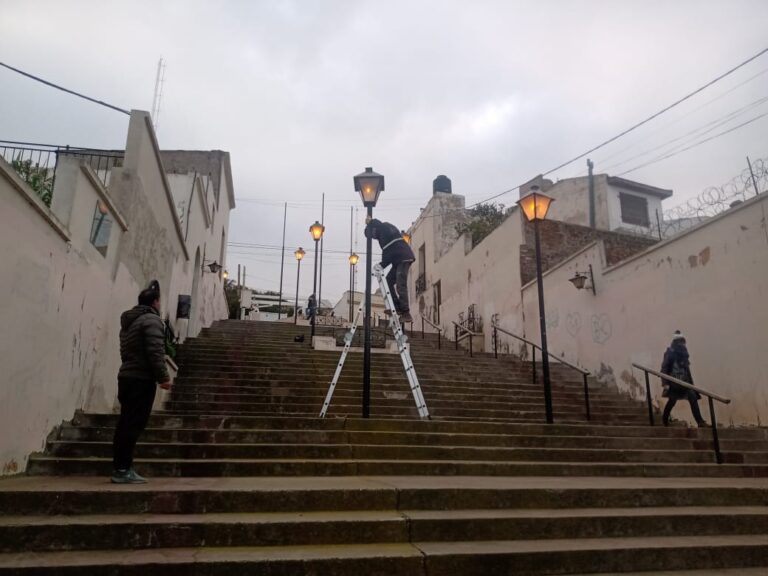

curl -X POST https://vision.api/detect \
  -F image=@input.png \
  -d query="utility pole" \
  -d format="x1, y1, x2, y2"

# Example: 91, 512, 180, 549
318, 193, 325, 309
151, 58, 166, 131
277, 202, 287, 319
587, 158, 596, 228
747, 156, 760, 196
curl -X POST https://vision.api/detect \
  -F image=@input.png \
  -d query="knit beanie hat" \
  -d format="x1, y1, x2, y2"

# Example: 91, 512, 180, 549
672, 330, 685, 340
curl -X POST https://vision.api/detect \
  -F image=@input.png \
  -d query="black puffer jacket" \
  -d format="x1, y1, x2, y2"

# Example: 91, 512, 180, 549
365, 220, 415, 268
118, 305, 169, 382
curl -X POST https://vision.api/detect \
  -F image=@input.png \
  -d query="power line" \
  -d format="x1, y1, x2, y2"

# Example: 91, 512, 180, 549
467, 46, 768, 208
0, 61, 131, 115
618, 110, 768, 176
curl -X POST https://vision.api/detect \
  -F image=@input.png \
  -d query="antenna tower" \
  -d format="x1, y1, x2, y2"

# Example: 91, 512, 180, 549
151, 58, 166, 131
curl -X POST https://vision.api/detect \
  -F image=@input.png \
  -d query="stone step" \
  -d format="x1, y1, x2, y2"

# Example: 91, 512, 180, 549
26, 455, 767, 477
3, 476, 767, 515
3, 506, 767, 553
57, 425, 767, 451
0, 535, 765, 575
45, 440, 737, 464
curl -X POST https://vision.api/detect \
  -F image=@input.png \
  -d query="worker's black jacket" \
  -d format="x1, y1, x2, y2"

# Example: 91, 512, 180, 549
364, 220, 415, 268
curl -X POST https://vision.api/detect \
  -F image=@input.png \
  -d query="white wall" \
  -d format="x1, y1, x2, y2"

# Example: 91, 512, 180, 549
520, 194, 768, 425
606, 183, 664, 234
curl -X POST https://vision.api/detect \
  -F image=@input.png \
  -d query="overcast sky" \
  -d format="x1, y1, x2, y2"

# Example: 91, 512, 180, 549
2, 0, 767, 304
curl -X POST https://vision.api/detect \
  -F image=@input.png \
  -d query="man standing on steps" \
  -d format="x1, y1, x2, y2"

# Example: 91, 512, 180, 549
111, 283, 172, 484
365, 218, 415, 323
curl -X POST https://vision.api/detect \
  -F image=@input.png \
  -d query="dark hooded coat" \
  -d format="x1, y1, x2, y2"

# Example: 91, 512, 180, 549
118, 305, 169, 382
364, 219, 415, 268
660, 340, 698, 400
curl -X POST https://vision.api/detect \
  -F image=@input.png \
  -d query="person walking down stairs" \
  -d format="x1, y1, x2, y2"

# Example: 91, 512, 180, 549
111, 283, 172, 484
661, 330, 708, 428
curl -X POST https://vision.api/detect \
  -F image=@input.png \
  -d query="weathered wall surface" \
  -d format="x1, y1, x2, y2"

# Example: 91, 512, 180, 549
520, 194, 768, 425
0, 112, 234, 474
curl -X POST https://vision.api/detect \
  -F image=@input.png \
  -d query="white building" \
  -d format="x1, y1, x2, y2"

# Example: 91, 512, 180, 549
332, 290, 387, 326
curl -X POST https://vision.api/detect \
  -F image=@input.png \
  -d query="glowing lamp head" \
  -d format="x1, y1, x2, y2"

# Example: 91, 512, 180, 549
294, 247, 306, 261
401, 230, 411, 244
517, 185, 554, 222
309, 221, 325, 241
349, 252, 359, 266
353, 167, 385, 207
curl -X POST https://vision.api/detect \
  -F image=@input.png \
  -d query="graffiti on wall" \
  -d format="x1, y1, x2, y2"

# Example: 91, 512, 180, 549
591, 313, 612, 344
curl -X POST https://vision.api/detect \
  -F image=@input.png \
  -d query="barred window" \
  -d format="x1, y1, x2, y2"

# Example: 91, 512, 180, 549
619, 193, 649, 227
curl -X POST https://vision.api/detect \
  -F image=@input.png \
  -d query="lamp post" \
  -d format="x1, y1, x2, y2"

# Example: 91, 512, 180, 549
293, 247, 305, 325
354, 167, 384, 418
309, 221, 325, 339
349, 252, 359, 322
517, 185, 555, 424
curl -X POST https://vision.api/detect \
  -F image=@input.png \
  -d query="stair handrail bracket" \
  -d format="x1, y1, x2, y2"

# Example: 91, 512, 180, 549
452, 320, 480, 357
492, 322, 592, 422
420, 314, 443, 349
632, 362, 731, 465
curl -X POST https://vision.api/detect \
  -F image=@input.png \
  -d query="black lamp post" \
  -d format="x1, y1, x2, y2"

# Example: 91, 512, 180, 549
348, 252, 359, 322
354, 167, 384, 418
309, 221, 325, 339
517, 185, 555, 424
293, 247, 305, 325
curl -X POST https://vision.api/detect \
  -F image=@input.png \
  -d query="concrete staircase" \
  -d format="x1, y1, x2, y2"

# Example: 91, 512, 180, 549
1, 319, 767, 574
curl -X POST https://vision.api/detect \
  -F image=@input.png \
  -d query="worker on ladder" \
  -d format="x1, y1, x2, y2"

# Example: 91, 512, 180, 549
365, 218, 414, 323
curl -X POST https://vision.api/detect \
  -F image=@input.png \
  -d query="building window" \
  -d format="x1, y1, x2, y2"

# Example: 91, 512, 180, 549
619, 193, 650, 227
89, 200, 113, 256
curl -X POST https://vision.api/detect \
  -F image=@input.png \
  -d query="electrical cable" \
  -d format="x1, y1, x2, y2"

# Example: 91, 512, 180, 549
0, 61, 131, 115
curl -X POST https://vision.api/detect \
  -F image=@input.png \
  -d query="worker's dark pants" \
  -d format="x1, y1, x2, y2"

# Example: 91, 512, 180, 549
386, 260, 413, 314
112, 378, 156, 470
663, 388, 705, 424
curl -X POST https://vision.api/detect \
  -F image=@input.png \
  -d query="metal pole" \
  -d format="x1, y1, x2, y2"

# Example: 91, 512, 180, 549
709, 397, 723, 464
363, 205, 373, 418
277, 202, 287, 319
655, 209, 662, 241
587, 159, 595, 228
237, 264, 241, 289
318, 193, 325, 307
645, 371, 654, 426
583, 373, 591, 421
349, 206, 354, 322
311, 239, 319, 339
747, 156, 760, 196
534, 218, 553, 424
469, 333, 473, 358
422, 317, 425, 340
493, 326, 498, 358
532, 346, 536, 385
294, 259, 301, 325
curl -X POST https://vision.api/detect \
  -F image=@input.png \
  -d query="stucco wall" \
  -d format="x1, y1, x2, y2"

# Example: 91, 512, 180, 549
520, 194, 768, 425
0, 112, 234, 474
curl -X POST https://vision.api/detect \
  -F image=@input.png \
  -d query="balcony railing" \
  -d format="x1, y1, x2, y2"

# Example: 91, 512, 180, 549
0, 140, 124, 206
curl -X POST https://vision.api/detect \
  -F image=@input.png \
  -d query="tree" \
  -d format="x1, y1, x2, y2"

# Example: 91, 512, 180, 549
224, 279, 240, 319
12, 159, 54, 207
455, 203, 511, 247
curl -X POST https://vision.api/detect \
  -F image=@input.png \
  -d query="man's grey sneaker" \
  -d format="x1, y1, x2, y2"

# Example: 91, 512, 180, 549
111, 468, 147, 484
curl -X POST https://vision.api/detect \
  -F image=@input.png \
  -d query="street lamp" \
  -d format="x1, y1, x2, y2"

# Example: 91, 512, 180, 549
354, 167, 385, 418
517, 185, 555, 424
569, 264, 596, 295
309, 221, 325, 339
349, 252, 359, 322
293, 247, 305, 325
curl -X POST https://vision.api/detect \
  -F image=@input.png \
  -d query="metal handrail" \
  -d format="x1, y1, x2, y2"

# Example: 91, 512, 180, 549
451, 320, 479, 357
420, 314, 442, 349
492, 322, 592, 421
632, 362, 731, 464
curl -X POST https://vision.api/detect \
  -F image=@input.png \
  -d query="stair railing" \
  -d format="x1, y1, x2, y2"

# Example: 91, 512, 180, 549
632, 362, 731, 464
420, 314, 443, 349
452, 320, 479, 358
492, 323, 592, 421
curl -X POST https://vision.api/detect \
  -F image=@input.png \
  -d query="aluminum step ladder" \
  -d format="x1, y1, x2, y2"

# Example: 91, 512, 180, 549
320, 263, 429, 419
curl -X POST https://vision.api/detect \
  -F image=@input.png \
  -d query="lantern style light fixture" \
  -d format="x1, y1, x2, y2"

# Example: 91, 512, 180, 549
309, 222, 325, 339
203, 261, 223, 274
354, 167, 385, 208
222, 270, 229, 280
401, 230, 411, 245
354, 166, 385, 418
569, 264, 596, 295
349, 253, 359, 266
348, 252, 360, 322
293, 247, 306, 325
516, 184, 555, 424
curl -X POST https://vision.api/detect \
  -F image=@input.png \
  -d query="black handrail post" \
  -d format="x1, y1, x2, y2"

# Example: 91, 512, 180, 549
437, 329, 441, 350
583, 373, 591, 421
645, 371, 654, 426
493, 326, 498, 359
532, 347, 537, 385
469, 333, 473, 358
454, 325, 458, 351
421, 317, 424, 340
709, 397, 723, 464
